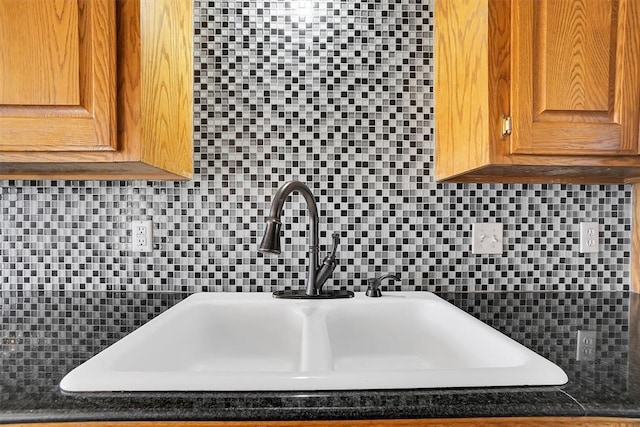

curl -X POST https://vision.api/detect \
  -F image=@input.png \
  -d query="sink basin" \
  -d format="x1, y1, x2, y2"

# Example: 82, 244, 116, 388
60, 292, 568, 392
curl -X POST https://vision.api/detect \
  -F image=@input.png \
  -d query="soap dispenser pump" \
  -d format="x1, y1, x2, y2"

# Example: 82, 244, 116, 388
366, 274, 400, 297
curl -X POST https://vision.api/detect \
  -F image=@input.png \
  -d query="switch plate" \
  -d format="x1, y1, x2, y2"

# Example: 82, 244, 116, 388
471, 222, 503, 255
132, 220, 153, 252
579, 222, 599, 254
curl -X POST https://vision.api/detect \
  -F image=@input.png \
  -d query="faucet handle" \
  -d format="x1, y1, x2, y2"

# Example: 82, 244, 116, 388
366, 274, 400, 298
315, 232, 341, 292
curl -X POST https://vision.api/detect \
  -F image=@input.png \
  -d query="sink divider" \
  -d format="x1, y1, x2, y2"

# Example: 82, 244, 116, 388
299, 309, 334, 372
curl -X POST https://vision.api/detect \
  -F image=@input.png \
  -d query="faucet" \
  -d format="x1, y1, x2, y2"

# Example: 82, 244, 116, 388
260, 181, 344, 298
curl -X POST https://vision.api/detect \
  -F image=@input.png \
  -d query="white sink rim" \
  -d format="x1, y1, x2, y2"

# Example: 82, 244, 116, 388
60, 292, 568, 392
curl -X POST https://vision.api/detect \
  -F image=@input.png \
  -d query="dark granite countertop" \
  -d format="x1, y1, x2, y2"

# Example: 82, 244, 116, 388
1, 289, 638, 423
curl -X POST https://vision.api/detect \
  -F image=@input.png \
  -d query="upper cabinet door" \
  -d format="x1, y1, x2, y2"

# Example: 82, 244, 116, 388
0, 0, 116, 152
511, 0, 640, 156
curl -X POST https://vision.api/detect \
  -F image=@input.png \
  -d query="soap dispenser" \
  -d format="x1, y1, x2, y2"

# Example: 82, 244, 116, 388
365, 274, 400, 297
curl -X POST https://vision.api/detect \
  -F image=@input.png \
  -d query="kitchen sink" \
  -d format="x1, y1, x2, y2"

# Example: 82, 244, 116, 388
60, 292, 568, 392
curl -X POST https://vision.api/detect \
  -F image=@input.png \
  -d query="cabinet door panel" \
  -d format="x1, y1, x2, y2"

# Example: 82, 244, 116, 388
511, 0, 640, 156
0, 0, 80, 105
0, 0, 116, 152
538, 0, 612, 114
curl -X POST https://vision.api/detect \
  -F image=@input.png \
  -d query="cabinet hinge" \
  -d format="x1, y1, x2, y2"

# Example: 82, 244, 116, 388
501, 115, 512, 138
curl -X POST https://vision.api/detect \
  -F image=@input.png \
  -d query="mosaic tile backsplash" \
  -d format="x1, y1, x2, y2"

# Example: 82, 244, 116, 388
0, 0, 633, 293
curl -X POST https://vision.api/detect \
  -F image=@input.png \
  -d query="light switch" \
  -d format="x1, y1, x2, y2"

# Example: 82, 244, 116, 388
472, 222, 503, 255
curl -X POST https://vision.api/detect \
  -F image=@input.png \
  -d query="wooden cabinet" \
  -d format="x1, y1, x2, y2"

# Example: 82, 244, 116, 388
0, 0, 193, 180
0, 0, 116, 153
435, 0, 640, 184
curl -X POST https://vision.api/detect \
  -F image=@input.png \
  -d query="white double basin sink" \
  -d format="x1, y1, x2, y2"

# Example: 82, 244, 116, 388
60, 292, 568, 392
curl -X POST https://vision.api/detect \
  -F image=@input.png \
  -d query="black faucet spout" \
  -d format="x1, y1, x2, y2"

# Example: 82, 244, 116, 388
259, 181, 320, 296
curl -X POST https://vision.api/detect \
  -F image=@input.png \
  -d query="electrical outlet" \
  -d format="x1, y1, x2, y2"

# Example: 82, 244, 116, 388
576, 330, 597, 361
471, 222, 503, 255
579, 222, 599, 254
132, 220, 153, 252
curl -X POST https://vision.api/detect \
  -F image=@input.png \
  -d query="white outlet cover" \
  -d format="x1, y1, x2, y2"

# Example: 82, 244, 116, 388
579, 222, 599, 254
576, 330, 597, 361
472, 223, 503, 255
132, 220, 153, 252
